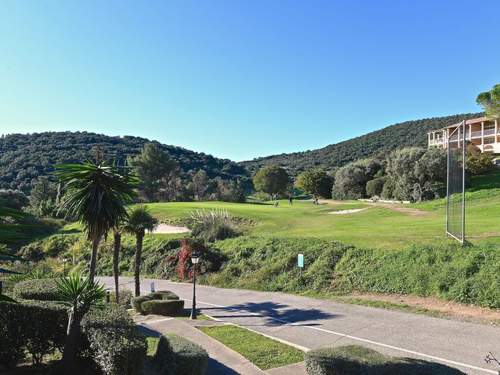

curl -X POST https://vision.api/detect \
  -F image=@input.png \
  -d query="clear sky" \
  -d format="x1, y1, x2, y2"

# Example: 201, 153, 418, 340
0, 1, 498, 161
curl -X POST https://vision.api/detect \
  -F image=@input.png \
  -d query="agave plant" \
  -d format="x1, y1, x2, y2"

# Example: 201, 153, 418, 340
56, 272, 106, 371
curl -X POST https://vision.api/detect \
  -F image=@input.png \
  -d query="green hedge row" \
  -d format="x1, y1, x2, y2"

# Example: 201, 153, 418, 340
132, 290, 184, 316
152, 334, 208, 375
82, 305, 146, 375
13, 278, 61, 301
0, 300, 67, 368
305, 345, 464, 375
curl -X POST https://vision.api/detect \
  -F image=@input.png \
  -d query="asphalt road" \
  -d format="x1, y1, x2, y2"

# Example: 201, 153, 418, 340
100, 277, 500, 375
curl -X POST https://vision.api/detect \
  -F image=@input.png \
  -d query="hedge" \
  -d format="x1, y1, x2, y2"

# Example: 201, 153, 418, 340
305, 345, 464, 375
132, 290, 183, 316
0, 300, 67, 368
153, 334, 208, 375
13, 278, 61, 301
109, 289, 133, 309
82, 305, 146, 375
141, 300, 185, 316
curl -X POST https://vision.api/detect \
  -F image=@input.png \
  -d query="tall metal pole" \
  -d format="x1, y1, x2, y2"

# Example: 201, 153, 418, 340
190, 264, 197, 320
461, 120, 466, 244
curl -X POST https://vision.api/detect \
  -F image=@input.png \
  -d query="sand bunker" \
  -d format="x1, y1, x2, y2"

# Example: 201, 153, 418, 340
328, 208, 367, 215
149, 224, 190, 234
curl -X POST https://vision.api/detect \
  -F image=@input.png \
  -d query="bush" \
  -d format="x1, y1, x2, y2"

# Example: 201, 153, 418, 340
13, 278, 61, 301
110, 289, 133, 308
153, 334, 208, 375
82, 305, 146, 375
0, 189, 29, 210
132, 295, 151, 314
0, 300, 67, 368
305, 345, 464, 375
150, 290, 180, 301
365, 177, 386, 198
188, 209, 239, 242
141, 300, 185, 316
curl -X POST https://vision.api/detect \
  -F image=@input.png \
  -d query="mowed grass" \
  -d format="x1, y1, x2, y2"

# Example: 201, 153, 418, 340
198, 325, 304, 370
145, 184, 500, 249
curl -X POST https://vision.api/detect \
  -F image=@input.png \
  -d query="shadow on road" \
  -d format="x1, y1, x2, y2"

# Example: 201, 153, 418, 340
202, 301, 337, 326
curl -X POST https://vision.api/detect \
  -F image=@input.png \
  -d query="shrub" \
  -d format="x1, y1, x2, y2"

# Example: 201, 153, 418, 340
13, 278, 61, 301
188, 209, 239, 242
110, 289, 133, 308
0, 189, 29, 210
153, 334, 208, 375
0, 300, 67, 367
150, 290, 180, 301
365, 177, 386, 198
305, 345, 464, 375
141, 300, 185, 316
132, 295, 151, 314
82, 305, 146, 375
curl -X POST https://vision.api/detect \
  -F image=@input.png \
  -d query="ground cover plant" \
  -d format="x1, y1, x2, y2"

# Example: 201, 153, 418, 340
199, 324, 304, 370
305, 345, 464, 375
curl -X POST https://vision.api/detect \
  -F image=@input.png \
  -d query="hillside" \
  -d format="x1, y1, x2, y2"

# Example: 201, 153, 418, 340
0, 132, 248, 194
240, 112, 483, 176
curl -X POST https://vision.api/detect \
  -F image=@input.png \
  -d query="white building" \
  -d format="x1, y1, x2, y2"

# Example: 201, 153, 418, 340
428, 116, 500, 154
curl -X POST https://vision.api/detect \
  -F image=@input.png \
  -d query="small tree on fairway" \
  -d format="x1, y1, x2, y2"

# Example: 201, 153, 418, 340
56, 272, 106, 372
56, 162, 137, 281
295, 168, 334, 199
124, 206, 158, 296
253, 166, 289, 198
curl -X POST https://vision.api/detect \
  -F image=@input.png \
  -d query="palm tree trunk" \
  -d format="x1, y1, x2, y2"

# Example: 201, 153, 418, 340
134, 232, 144, 297
113, 231, 121, 303
89, 237, 100, 281
59, 306, 85, 372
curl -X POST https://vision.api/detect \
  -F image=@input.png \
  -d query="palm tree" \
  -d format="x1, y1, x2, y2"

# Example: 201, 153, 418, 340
124, 206, 158, 296
56, 272, 106, 371
56, 162, 137, 281
112, 227, 122, 302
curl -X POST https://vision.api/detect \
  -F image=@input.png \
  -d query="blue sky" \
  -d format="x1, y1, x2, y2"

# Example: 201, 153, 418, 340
0, 1, 498, 161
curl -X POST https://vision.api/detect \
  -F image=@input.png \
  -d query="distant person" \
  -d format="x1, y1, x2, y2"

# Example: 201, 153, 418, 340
274, 198, 279, 208
289, 194, 293, 205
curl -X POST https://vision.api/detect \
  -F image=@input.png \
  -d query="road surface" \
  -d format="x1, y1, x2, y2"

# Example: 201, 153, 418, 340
100, 277, 500, 375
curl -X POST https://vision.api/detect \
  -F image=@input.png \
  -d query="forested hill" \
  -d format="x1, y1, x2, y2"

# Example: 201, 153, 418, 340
0, 132, 248, 193
240, 112, 483, 176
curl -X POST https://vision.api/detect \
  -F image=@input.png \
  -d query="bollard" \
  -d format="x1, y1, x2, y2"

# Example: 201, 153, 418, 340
150, 282, 155, 293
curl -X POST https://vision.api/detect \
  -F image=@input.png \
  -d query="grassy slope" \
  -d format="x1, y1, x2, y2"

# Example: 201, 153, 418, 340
145, 170, 500, 250
0, 206, 58, 249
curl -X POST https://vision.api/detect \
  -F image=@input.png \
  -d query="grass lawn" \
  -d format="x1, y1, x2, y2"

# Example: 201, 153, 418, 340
144, 171, 500, 249
198, 324, 304, 370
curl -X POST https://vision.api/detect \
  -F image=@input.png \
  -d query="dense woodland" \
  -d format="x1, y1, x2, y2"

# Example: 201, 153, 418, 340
241, 112, 483, 176
0, 132, 248, 194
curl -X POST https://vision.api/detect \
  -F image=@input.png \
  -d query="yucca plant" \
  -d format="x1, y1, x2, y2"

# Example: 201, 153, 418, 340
56, 272, 106, 371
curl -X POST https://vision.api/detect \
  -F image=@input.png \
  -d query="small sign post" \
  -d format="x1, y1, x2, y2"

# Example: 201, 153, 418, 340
150, 282, 155, 293
297, 254, 304, 269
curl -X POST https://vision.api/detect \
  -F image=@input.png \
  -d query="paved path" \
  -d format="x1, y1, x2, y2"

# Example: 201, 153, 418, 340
101, 277, 500, 375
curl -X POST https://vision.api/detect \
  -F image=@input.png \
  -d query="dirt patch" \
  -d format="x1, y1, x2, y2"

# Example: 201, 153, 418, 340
347, 292, 500, 325
149, 223, 190, 234
368, 202, 428, 217
328, 208, 368, 215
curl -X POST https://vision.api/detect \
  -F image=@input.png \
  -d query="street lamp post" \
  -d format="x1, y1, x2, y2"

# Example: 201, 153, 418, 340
190, 251, 200, 320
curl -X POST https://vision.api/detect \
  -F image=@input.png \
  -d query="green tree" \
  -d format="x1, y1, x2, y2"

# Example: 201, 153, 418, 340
56, 272, 106, 372
466, 144, 494, 176
124, 206, 158, 296
295, 168, 333, 199
253, 166, 289, 197
112, 227, 123, 303
192, 169, 209, 200
28, 176, 60, 217
476, 84, 500, 118
128, 143, 178, 201
56, 162, 137, 281
331, 158, 382, 200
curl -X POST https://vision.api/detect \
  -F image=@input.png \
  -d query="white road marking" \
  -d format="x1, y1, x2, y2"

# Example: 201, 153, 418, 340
190, 299, 497, 375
